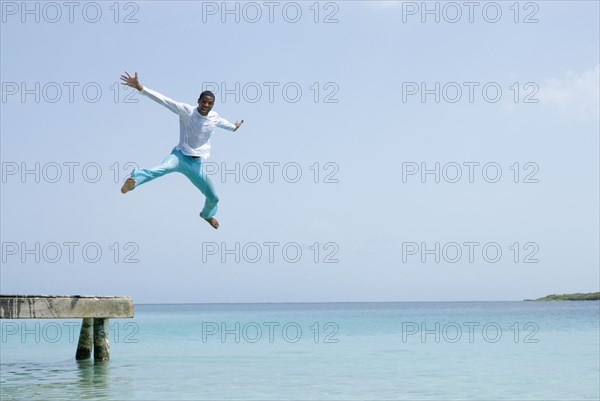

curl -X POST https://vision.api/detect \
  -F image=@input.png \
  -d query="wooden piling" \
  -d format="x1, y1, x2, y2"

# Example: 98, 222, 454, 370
93, 318, 110, 361
76, 318, 93, 360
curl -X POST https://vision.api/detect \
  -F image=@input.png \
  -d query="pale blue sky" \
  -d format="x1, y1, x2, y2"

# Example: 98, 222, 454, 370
1, 1, 598, 303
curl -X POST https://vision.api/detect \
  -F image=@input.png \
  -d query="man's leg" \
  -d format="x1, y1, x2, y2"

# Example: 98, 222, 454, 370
182, 159, 220, 228
121, 152, 180, 194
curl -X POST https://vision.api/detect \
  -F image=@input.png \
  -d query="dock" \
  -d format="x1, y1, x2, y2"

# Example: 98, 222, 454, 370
0, 295, 134, 361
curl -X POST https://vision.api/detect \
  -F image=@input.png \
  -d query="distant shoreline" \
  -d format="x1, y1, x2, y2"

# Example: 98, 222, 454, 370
524, 292, 600, 301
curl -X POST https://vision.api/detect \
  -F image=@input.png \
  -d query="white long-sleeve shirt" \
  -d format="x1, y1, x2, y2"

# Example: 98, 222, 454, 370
140, 86, 237, 159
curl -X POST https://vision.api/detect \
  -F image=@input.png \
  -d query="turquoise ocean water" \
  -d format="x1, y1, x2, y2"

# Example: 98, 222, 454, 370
1, 301, 598, 400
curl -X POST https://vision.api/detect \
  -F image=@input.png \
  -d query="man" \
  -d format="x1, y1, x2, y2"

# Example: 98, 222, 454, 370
119, 71, 244, 229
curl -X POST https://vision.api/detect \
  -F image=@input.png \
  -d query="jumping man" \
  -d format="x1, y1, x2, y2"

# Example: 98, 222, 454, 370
119, 71, 244, 229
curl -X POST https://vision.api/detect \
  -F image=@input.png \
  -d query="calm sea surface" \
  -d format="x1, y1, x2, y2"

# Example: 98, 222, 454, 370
1, 301, 598, 400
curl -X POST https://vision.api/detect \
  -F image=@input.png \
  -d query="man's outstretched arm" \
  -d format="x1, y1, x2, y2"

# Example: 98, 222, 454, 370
217, 117, 245, 132
120, 71, 190, 116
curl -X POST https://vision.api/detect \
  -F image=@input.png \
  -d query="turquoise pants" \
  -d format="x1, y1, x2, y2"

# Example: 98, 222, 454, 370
130, 148, 219, 219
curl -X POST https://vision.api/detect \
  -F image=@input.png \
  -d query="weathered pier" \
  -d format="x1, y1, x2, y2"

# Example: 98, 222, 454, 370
0, 295, 134, 361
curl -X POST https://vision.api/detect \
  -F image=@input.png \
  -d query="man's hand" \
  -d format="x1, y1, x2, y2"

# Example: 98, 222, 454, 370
234, 120, 244, 131
120, 71, 143, 91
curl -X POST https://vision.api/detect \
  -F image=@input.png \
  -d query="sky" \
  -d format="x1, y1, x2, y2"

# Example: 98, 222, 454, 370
1, 0, 598, 303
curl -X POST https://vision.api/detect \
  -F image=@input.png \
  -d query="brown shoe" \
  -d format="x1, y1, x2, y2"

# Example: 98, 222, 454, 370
121, 177, 136, 194
201, 215, 219, 229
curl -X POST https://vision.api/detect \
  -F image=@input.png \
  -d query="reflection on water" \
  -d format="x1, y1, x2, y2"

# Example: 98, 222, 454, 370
75, 359, 110, 399
1, 359, 130, 401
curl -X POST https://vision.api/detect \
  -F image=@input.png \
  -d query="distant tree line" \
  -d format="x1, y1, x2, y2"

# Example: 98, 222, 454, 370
525, 292, 600, 301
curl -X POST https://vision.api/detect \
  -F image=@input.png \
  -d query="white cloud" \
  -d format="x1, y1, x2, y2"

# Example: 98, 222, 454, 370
539, 65, 600, 119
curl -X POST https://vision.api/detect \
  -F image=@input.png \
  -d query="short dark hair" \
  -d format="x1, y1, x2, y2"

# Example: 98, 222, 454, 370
198, 91, 215, 102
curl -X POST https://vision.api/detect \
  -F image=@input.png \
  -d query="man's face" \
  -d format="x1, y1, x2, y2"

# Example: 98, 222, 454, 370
198, 95, 215, 116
